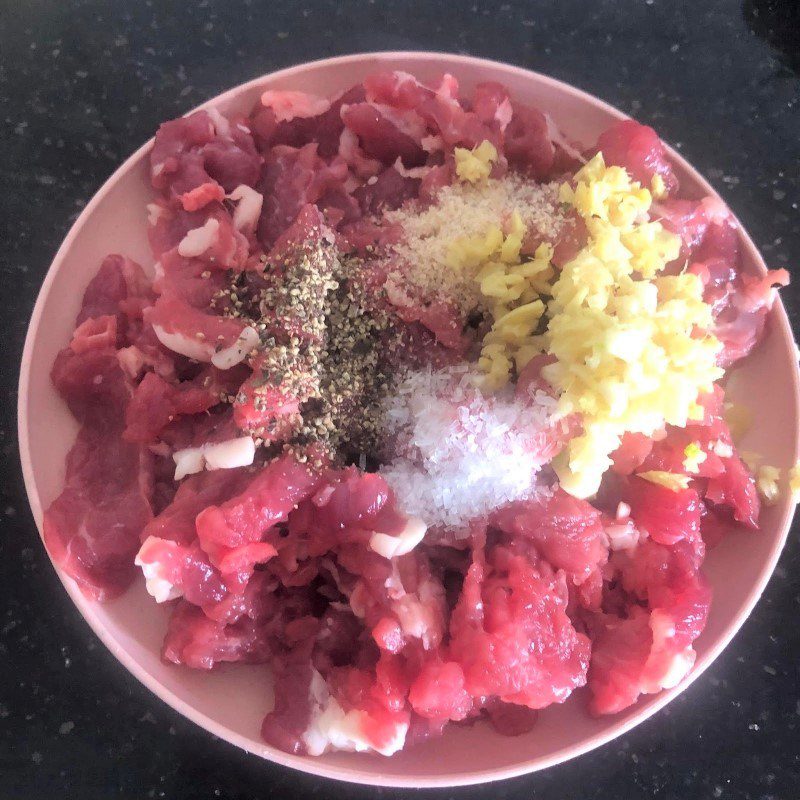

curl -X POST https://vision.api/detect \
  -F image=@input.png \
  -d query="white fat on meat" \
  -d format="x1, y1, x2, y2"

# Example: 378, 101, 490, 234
177, 218, 220, 258
260, 90, 331, 122
152, 325, 215, 362
648, 646, 696, 691
374, 103, 427, 140
228, 184, 263, 232
338, 128, 381, 178
369, 517, 427, 559
435, 73, 459, 101
391, 577, 443, 650
154, 323, 258, 368
700, 195, 733, 225
302, 669, 408, 757
348, 582, 368, 620
173, 435, 256, 481
134, 536, 183, 603
544, 113, 586, 163
392, 595, 434, 647
116, 346, 147, 380
205, 436, 257, 470
173, 446, 206, 481
206, 106, 232, 139
494, 97, 513, 131
420, 134, 444, 153
605, 520, 640, 551
391, 158, 431, 180
641, 610, 696, 693
147, 202, 167, 226
211, 326, 260, 369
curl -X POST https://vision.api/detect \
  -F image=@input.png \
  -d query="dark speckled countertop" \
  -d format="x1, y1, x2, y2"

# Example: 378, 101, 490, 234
1, 1, 799, 798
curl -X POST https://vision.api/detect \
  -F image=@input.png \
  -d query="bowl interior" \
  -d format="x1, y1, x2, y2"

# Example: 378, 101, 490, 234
18, 52, 799, 787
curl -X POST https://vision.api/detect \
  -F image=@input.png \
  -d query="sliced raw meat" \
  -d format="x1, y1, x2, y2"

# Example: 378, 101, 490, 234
341, 103, 426, 168
195, 454, 318, 562
257, 144, 350, 247
43, 423, 152, 601
449, 545, 590, 709
596, 119, 678, 194
504, 102, 555, 179
492, 488, 609, 583
625, 477, 703, 549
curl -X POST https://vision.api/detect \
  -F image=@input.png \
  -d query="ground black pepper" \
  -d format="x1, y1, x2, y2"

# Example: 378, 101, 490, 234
213, 227, 402, 466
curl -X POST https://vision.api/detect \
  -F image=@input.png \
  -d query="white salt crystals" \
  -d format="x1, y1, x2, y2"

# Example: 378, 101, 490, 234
379, 366, 559, 530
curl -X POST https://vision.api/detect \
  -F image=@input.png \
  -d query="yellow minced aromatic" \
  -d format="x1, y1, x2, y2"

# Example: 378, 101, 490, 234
683, 441, 708, 474
454, 140, 498, 184
738, 451, 793, 504
637, 470, 692, 491
439, 205, 555, 389
740, 450, 762, 472
386, 175, 564, 313
472, 152, 723, 499
789, 461, 800, 503
756, 465, 781, 504
455, 211, 555, 389
651, 173, 667, 200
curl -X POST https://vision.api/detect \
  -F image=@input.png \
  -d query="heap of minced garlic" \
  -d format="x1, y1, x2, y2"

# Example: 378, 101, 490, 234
740, 452, 800, 506
453, 148, 724, 499
543, 155, 723, 497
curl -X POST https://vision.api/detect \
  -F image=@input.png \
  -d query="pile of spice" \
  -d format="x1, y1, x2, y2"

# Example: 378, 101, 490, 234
384, 175, 566, 313
216, 236, 401, 464
301, 258, 399, 458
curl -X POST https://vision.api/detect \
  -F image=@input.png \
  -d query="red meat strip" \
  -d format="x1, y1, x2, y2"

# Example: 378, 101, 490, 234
492, 488, 609, 584
195, 454, 319, 568
449, 544, 590, 709
596, 119, 678, 195
44, 347, 152, 600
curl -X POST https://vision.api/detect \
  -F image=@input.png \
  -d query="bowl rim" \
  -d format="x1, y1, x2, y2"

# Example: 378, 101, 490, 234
17, 50, 799, 787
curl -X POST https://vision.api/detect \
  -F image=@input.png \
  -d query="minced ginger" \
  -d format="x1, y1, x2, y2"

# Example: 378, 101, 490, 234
465, 152, 724, 499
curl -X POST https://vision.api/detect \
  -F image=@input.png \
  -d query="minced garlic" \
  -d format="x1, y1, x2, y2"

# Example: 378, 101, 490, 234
756, 465, 781, 504
545, 155, 723, 498
651, 173, 667, 200
471, 153, 722, 499
683, 442, 708, 474
391, 152, 727, 500
637, 471, 691, 491
789, 461, 800, 503
444, 208, 553, 389
454, 140, 498, 184
740, 450, 762, 472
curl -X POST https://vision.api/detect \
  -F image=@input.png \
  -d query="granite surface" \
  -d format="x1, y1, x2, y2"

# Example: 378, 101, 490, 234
1, 1, 799, 798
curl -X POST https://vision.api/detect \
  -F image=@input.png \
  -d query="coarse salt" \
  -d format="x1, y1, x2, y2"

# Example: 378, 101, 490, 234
379, 365, 558, 530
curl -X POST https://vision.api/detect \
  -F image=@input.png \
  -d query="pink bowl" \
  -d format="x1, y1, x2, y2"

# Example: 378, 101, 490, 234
18, 52, 799, 787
